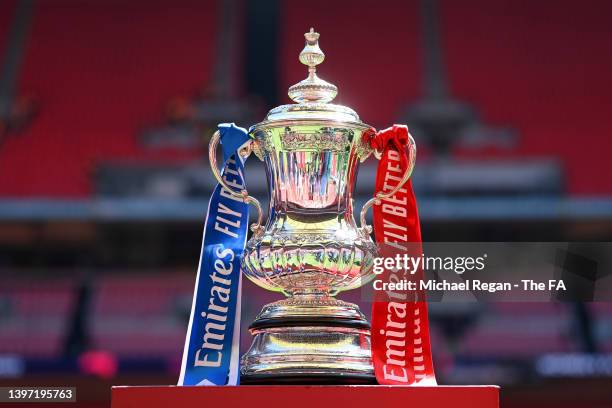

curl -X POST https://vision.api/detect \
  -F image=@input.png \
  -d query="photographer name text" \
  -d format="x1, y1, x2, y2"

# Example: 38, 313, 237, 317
373, 279, 567, 293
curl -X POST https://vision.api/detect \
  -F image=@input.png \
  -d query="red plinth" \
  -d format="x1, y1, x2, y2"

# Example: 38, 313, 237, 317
112, 385, 499, 408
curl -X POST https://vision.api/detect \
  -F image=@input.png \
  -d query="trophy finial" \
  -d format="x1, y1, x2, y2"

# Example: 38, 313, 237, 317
299, 28, 324, 70
288, 28, 338, 103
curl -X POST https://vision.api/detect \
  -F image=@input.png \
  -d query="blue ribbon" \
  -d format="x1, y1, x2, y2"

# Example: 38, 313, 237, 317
178, 123, 250, 386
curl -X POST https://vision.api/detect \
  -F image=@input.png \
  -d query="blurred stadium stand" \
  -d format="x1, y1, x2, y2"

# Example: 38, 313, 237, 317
89, 274, 192, 359
0, 278, 75, 358
0, 0, 215, 196
0, 0, 612, 407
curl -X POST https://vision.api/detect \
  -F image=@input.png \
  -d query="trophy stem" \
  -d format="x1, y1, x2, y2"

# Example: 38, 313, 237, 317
289, 289, 331, 298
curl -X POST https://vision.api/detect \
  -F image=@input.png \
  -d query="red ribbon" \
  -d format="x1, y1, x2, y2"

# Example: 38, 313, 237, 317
369, 124, 436, 385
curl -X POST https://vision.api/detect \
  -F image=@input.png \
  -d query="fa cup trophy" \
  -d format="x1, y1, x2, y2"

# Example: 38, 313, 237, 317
204, 28, 416, 384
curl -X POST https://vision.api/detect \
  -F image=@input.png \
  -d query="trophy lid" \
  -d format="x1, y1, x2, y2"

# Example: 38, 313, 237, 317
260, 28, 362, 124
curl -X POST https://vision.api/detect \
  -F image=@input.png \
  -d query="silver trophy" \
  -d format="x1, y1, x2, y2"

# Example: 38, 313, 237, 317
209, 28, 415, 383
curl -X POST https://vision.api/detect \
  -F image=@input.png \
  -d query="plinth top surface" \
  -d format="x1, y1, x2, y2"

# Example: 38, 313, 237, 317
112, 385, 500, 408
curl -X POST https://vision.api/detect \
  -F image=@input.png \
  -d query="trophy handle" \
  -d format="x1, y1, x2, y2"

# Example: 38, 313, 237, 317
209, 130, 265, 236
359, 132, 416, 234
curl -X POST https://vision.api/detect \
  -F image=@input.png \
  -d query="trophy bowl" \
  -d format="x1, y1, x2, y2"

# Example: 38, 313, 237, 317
241, 122, 378, 296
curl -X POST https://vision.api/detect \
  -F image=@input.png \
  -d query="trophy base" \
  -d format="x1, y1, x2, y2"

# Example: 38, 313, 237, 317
240, 297, 375, 384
